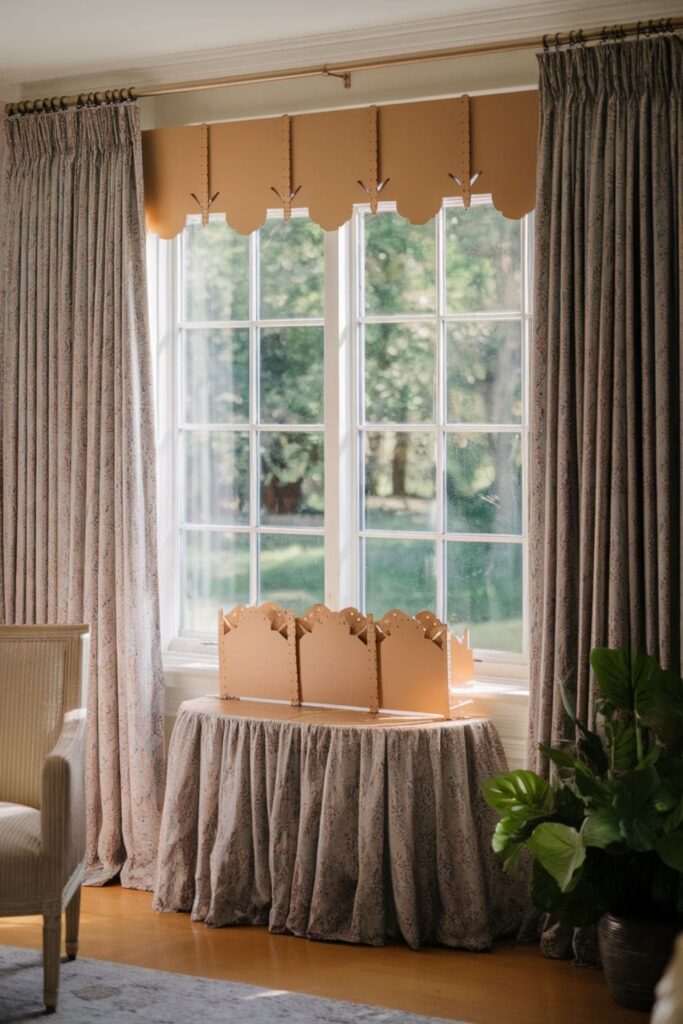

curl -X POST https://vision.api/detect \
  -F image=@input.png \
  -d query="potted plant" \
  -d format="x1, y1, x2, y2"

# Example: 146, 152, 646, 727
482, 647, 683, 1011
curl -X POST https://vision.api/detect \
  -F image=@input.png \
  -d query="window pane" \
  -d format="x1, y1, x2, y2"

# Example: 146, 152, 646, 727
259, 534, 324, 613
184, 431, 249, 525
260, 327, 323, 424
182, 530, 250, 633
446, 432, 522, 535
184, 328, 249, 424
259, 218, 324, 319
364, 538, 436, 616
182, 221, 249, 322
445, 206, 521, 313
364, 432, 436, 531
447, 321, 522, 424
260, 432, 323, 527
364, 323, 436, 424
363, 212, 436, 316
447, 541, 523, 653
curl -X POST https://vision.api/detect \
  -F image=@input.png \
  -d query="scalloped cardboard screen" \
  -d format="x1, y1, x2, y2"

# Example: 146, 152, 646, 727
217, 603, 474, 717
377, 609, 452, 718
297, 605, 379, 712
218, 604, 299, 704
142, 89, 538, 237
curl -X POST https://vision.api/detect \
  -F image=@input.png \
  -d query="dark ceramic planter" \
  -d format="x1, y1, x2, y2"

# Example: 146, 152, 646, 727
598, 913, 680, 1011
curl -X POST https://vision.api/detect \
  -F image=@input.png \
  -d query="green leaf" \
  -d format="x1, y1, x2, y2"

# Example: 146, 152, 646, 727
502, 842, 526, 871
481, 770, 554, 823
591, 648, 636, 710
559, 672, 578, 724
605, 720, 637, 771
666, 798, 683, 833
613, 767, 661, 851
538, 742, 576, 769
581, 810, 621, 849
573, 760, 609, 800
553, 784, 586, 827
492, 818, 518, 854
530, 859, 609, 928
525, 822, 586, 892
577, 726, 609, 777
620, 819, 656, 851
639, 745, 663, 770
640, 670, 683, 754
655, 831, 683, 872
632, 650, 663, 717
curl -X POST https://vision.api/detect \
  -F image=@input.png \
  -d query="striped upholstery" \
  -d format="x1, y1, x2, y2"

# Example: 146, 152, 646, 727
0, 803, 42, 901
0, 639, 67, 810
0, 626, 89, 1009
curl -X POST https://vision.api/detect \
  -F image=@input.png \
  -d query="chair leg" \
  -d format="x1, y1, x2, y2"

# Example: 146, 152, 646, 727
42, 912, 61, 1013
65, 887, 81, 961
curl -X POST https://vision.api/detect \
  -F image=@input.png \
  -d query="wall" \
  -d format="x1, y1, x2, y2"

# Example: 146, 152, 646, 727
139, 50, 539, 130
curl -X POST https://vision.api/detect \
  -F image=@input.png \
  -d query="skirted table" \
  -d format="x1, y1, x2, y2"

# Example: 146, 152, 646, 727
153, 697, 523, 950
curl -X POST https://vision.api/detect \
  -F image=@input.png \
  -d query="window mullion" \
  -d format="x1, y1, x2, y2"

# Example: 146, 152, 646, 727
435, 207, 446, 622
249, 228, 259, 605
323, 225, 353, 610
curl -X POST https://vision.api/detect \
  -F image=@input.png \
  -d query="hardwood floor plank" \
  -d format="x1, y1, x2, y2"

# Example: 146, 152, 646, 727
0, 886, 642, 1024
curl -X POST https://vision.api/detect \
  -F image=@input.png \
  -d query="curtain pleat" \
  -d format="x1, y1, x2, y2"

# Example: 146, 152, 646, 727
0, 102, 165, 889
529, 35, 682, 767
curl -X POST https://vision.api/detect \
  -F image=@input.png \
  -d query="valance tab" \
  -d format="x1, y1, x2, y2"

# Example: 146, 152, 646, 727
142, 89, 538, 237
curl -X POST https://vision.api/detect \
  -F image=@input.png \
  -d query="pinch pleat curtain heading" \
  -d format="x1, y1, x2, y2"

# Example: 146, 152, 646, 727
0, 101, 165, 889
529, 34, 682, 768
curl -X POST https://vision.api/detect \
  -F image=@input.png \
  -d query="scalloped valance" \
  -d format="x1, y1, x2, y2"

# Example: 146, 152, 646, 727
142, 89, 538, 237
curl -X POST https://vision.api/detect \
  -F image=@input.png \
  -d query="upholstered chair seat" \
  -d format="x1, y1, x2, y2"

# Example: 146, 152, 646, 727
0, 626, 89, 1013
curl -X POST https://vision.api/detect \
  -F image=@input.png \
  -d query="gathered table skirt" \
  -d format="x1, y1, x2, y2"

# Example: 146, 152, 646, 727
153, 697, 523, 950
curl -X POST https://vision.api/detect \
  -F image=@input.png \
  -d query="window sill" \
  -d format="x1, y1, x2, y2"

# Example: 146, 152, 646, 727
161, 648, 529, 697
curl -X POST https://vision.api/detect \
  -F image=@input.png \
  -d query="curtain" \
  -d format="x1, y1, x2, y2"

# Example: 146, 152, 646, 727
0, 101, 165, 890
529, 34, 682, 768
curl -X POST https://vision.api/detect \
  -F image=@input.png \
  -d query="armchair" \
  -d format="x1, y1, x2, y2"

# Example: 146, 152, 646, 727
0, 625, 89, 1013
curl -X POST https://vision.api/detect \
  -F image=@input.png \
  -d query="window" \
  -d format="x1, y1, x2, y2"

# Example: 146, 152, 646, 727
153, 197, 531, 667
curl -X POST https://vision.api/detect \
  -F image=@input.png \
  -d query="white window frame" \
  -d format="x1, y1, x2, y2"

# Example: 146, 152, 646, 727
151, 199, 532, 681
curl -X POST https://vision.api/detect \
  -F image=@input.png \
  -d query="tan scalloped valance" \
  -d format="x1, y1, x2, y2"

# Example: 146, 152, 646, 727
142, 89, 538, 237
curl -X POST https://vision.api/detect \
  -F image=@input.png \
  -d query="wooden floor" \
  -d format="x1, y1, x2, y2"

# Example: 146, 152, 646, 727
0, 885, 643, 1024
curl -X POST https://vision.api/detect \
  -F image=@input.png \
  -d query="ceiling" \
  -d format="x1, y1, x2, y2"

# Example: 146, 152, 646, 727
0, 0, 505, 83
1, 0, 680, 94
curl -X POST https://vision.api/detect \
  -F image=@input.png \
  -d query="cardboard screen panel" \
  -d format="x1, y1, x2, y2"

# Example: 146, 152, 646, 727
297, 605, 378, 711
218, 604, 299, 704
377, 609, 452, 718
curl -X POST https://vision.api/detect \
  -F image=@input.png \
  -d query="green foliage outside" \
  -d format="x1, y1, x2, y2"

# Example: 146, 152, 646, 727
483, 649, 683, 925
181, 208, 525, 650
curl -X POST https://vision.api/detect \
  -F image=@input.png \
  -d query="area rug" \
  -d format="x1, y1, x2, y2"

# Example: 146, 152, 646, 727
0, 945, 468, 1023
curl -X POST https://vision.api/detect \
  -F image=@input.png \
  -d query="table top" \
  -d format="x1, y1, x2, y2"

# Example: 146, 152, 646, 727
180, 695, 486, 731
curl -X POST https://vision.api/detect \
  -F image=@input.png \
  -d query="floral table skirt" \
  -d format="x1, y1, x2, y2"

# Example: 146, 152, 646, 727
153, 697, 523, 950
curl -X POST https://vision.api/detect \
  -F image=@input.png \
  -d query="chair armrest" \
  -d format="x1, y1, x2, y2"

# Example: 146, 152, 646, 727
41, 709, 87, 888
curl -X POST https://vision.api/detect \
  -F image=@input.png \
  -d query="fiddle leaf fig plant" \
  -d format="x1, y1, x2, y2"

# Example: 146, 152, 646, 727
482, 648, 683, 926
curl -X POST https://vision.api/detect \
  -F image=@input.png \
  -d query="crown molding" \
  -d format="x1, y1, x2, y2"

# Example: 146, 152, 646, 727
5, 0, 681, 98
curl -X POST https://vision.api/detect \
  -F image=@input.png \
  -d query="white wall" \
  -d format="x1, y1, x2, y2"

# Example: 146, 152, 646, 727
139, 50, 538, 130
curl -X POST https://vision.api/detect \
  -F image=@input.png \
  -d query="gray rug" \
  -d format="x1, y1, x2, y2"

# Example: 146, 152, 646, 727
0, 946, 467, 1023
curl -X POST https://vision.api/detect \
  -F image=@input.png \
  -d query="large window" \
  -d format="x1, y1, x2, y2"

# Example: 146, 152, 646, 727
154, 197, 531, 665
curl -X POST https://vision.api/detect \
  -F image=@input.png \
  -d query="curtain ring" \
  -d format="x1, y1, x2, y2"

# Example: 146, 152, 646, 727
568, 31, 575, 48
577, 29, 586, 48
542, 34, 549, 51
554, 32, 562, 50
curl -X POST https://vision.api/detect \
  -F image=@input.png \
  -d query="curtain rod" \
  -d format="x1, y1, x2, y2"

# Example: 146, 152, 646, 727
6, 17, 681, 116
